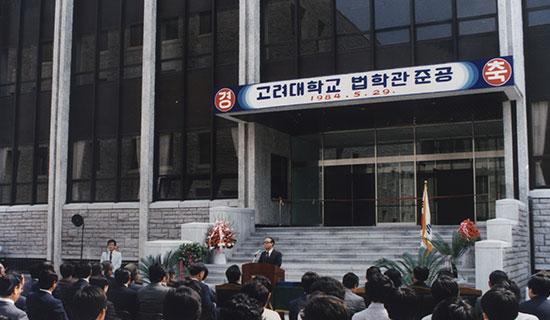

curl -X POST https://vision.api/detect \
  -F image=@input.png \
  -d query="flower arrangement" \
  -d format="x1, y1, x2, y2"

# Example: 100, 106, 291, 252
457, 219, 481, 244
173, 242, 209, 279
206, 220, 237, 250
430, 218, 482, 277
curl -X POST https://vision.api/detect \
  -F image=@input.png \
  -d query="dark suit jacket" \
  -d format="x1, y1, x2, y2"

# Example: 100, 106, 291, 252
196, 280, 217, 320
215, 283, 241, 307
129, 283, 143, 292
26, 290, 68, 320
137, 283, 170, 320
288, 294, 306, 320
62, 278, 89, 319
520, 296, 550, 320
52, 278, 74, 301
258, 250, 283, 267
107, 284, 138, 319
0, 300, 28, 320
14, 296, 26, 312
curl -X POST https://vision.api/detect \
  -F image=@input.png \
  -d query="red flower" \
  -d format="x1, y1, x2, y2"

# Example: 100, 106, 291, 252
206, 220, 237, 249
457, 219, 481, 242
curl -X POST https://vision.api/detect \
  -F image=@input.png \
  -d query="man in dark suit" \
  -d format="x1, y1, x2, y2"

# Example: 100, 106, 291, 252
520, 273, 550, 320
62, 262, 91, 319
26, 270, 68, 320
289, 272, 319, 320
123, 264, 143, 292
215, 265, 242, 307
137, 264, 170, 320
108, 269, 138, 319
189, 263, 216, 320
0, 273, 28, 320
52, 262, 75, 301
258, 237, 282, 267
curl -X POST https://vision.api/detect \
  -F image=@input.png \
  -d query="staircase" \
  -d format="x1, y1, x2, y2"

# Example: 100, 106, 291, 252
204, 225, 485, 286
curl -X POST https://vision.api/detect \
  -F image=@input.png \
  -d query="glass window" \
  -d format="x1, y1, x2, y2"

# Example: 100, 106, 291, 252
415, 0, 452, 23
154, 0, 238, 201
527, 0, 550, 7
68, 0, 143, 202
0, 0, 54, 204
261, 0, 297, 81
374, 0, 410, 29
531, 102, 550, 187
456, 0, 497, 18
335, 0, 371, 73
299, 0, 334, 77
528, 9, 550, 26
336, 0, 370, 33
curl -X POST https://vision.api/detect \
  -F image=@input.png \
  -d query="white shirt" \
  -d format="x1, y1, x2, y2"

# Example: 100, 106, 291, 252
517, 312, 539, 320
263, 308, 281, 320
100, 250, 122, 270
39, 289, 52, 295
351, 302, 390, 320
0, 297, 15, 305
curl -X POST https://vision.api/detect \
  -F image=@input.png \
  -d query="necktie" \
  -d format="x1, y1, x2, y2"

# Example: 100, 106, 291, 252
109, 252, 112, 262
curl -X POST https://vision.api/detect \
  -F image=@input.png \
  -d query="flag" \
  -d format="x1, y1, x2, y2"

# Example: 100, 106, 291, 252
421, 181, 433, 252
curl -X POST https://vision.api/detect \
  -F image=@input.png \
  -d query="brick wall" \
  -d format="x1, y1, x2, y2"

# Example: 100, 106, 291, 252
531, 195, 550, 270
148, 206, 209, 241
0, 207, 47, 258
62, 207, 140, 260
503, 203, 531, 297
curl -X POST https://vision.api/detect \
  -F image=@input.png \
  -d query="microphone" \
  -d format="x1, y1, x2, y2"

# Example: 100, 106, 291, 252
252, 249, 262, 263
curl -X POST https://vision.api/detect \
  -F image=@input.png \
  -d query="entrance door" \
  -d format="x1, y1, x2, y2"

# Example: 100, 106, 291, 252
324, 165, 375, 226
291, 135, 322, 226
436, 168, 474, 225
417, 160, 475, 225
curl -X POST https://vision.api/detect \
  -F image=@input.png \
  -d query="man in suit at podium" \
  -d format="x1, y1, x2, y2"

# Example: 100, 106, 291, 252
258, 237, 282, 267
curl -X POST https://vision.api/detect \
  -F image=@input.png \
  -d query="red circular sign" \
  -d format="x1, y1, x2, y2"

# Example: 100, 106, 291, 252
215, 88, 236, 112
482, 58, 512, 87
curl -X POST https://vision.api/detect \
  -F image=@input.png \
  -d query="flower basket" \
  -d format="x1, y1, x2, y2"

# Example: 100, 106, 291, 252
206, 220, 237, 265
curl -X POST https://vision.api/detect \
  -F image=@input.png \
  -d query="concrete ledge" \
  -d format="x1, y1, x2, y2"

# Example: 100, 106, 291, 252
0, 253, 48, 259
487, 218, 515, 243
0, 205, 48, 212
475, 239, 511, 249
181, 222, 212, 243
496, 199, 526, 222
63, 202, 140, 210
150, 199, 239, 209
210, 207, 255, 243
143, 240, 191, 260
530, 189, 550, 198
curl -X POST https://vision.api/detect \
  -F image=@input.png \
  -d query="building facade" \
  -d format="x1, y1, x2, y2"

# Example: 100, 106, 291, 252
0, 0, 549, 271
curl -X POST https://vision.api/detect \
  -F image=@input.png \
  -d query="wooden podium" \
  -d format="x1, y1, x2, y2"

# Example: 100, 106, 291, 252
242, 263, 285, 287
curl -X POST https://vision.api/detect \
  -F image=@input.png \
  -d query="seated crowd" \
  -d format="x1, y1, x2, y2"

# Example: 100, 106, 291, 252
0, 260, 550, 320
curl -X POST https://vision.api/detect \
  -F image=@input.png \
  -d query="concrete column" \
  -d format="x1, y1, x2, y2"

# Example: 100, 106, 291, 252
47, 0, 73, 268
498, 0, 529, 203
238, 122, 248, 208
503, 101, 514, 199
239, 0, 261, 85
139, 0, 157, 259
475, 240, 509, 293
247, 123, 257, 211
238, 0, 261, 210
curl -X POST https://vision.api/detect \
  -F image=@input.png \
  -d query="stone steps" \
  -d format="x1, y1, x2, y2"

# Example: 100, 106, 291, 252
203, 225, 485, 287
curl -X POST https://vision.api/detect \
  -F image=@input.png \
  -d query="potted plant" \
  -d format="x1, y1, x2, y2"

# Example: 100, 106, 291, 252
173, 242, 209, 279
206, 219, 237, 265
375, 247, 447, 286
431, 219, 481, 280
138, 250, 178, 284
